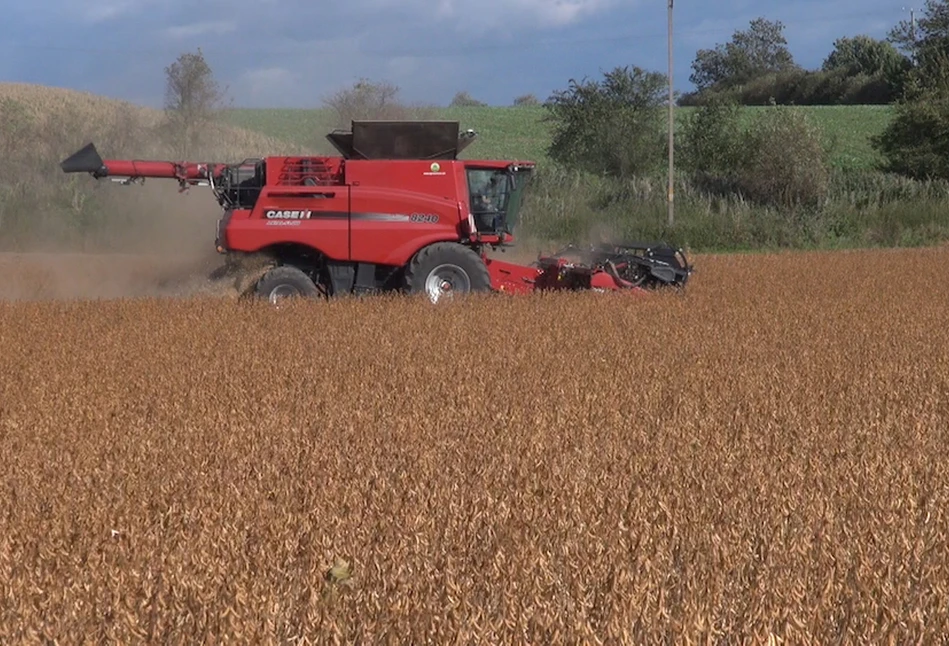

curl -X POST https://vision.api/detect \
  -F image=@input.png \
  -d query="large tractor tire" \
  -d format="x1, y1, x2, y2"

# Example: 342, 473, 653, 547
255, 265, 321, 305
405, 242, 492, 303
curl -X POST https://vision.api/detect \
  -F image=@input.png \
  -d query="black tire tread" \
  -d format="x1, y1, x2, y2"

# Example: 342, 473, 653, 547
404, 242, 491, 295
255, 265, 320, 300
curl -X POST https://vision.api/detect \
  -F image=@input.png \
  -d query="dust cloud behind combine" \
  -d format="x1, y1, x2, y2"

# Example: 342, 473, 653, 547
0, 179, 238, 302
0, 83, 311, 302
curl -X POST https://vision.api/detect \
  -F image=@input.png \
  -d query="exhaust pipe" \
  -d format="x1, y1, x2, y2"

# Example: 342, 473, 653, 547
60, 143, 108, 177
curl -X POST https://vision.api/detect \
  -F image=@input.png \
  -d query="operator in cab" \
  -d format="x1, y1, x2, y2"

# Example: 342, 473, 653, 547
471, 173, 505, 233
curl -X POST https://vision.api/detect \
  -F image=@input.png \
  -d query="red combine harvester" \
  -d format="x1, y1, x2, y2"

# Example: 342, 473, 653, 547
60, 120, 692, 303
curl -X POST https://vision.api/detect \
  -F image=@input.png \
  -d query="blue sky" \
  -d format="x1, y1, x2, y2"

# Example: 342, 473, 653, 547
1, 0, 909, 108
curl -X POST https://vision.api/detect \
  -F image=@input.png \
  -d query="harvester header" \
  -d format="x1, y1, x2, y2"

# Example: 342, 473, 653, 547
60, 119, 692, 303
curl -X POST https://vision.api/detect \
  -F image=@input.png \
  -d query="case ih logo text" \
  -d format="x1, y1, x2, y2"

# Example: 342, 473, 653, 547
266, 210, 312, 219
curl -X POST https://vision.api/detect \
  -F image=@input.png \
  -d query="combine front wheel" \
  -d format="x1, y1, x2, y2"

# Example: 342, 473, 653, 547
405, 242, 491, 303
255, 265, 322, 305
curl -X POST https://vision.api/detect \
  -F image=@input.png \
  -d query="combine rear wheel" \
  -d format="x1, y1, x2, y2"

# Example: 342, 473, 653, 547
405, 242, 491, 303
255, 265, 322, 305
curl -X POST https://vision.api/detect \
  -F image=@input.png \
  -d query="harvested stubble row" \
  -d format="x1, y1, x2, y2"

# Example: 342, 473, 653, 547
1, 247, 949, 643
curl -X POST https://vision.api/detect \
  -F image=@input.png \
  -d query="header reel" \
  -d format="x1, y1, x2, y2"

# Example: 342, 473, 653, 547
535, 242, 693, 292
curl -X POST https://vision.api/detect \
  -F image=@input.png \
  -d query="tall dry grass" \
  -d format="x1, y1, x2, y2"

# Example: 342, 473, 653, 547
1, 246, 948, 642
0, 83, 311, 254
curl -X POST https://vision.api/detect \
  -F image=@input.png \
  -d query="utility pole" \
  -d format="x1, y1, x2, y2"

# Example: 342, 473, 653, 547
903, 6, 917, 51
667, 0, 675, 227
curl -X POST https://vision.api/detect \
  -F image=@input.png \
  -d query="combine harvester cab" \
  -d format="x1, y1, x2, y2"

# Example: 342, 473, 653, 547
60, 120, 693, 304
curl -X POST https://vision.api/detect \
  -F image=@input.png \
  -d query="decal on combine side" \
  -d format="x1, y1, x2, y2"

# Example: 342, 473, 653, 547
409, 213, 439, 223
265, 209, 313, 219
423, 161, 445, 176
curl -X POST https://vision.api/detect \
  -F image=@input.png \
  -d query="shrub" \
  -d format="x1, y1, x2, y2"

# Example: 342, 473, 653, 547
872, 91, 949, 180
449, 91, 487, 107
322, 79, 435, 128
679, 98, 746, 185
738, 106, 831, 209
544, 65, 667, 178
684, 68, 900, 107
873, 50, 949, 180
679, 102, 831, 210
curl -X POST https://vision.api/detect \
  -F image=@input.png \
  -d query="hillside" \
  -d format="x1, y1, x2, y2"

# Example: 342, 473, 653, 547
0, 83, 313, 255
0, 82, 894, 172
2, 84, 941, 259
0, 83, 313, 160
223, 104, 896, 172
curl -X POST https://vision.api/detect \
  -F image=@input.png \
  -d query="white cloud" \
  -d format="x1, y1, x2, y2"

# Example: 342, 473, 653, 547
360, 0, 622, 30
226, 33, 464, 108
162, 20, 237, 40
79, 0, 157, 24
514, 0, 620, 27
83, 1, 135, 23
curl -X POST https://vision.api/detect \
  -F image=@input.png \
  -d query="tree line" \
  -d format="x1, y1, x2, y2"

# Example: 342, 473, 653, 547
544, 0, 949, 187
446, 8, 929, 109
680, 17, 912, 107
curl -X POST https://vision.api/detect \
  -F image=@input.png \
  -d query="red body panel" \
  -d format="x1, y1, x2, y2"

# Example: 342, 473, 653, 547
346, 160, 465, 265
482, 257, 649, 296
484, 258, 540, 294
265, 156, 344, 186
219, 156, 518, 266
225, 184, 353, 260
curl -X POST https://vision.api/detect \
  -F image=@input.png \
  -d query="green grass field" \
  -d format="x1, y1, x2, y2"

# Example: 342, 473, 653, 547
223, 104, 895, 172
2, 83, 940, 255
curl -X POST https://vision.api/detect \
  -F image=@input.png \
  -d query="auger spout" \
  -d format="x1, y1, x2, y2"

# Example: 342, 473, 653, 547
60, 142, 228, 189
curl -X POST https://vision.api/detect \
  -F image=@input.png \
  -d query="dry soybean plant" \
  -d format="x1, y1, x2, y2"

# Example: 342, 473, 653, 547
0, 247, 948, 643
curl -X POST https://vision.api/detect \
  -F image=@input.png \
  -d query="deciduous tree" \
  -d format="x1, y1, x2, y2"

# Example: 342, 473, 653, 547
163, 48, 228, 157
690, 18, 798, 92
544, 65, 667, 178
